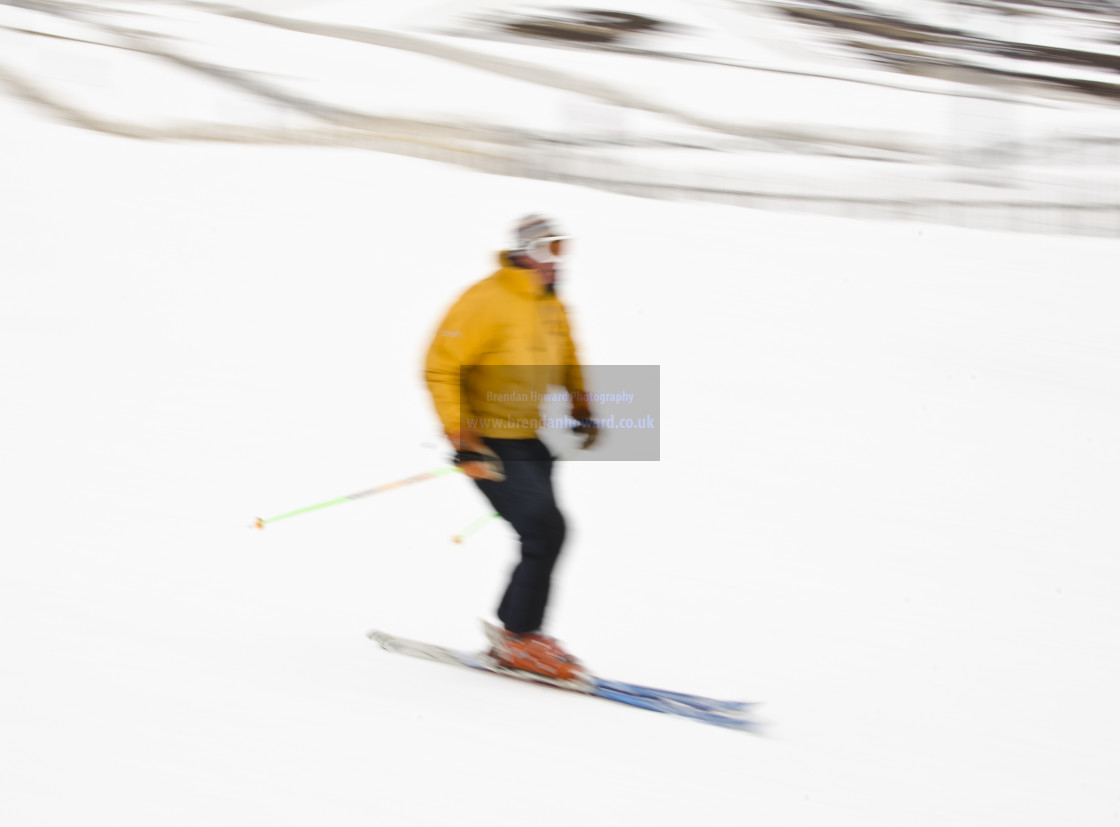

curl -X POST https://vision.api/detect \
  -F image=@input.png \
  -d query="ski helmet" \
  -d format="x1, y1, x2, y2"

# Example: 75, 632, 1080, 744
514, 214, 569, 265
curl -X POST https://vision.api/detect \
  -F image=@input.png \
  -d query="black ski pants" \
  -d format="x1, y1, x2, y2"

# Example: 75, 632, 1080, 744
472, 437, 566, 635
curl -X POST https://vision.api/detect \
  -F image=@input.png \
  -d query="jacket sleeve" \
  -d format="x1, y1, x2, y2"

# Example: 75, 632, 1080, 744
558, 308, 589, 417
424, 286, 493, 435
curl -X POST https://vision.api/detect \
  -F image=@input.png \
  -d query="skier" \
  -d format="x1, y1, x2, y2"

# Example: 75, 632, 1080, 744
424, 215, 599, 681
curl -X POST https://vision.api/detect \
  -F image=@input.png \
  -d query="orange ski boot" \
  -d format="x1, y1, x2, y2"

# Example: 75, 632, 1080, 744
487, 626, 586, 682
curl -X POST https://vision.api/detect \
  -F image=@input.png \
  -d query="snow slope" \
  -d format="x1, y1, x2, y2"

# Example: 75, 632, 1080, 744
2, 3, 1119, 826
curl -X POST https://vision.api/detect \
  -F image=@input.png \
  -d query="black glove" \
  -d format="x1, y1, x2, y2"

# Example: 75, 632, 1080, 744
571, 417, 599, 450
453, 447, 505, 481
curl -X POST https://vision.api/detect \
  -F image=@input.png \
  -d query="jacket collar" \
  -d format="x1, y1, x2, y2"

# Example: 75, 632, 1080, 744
497, 250, 549, 297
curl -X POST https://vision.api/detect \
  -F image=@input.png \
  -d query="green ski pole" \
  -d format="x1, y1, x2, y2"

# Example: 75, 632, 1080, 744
452, 512, 499, 544
255, 466, 461, 529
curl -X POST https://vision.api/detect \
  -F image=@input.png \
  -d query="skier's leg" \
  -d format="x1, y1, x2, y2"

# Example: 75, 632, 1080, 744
472, 438, 565, 634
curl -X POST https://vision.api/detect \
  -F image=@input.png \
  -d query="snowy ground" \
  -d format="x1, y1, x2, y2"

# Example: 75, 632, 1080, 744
3, 2, 1120, 826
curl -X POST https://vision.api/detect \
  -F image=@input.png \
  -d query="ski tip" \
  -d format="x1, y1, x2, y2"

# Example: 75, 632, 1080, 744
366, 630, 392, 648
719, 717, 768, 734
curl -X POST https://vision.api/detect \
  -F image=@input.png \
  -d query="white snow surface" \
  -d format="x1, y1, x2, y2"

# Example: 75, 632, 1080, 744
2, 1, 1120, 825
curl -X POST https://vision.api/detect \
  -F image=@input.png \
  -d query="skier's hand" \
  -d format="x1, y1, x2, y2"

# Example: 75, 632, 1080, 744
572, 418, 599, 450
570, 404, 599, 450
448, 429, 504, 481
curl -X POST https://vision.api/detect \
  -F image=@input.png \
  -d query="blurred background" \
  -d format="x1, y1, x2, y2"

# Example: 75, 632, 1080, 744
4, 6, 1119, 826
3, 0, 1119, 236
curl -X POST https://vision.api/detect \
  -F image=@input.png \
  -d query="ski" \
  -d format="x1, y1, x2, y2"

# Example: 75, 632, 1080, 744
474, 621, 757, 716
595, 677, 757, 716
368, 630, 760, 731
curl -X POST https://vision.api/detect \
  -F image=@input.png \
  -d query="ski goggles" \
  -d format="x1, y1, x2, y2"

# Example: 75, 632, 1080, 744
524, 235, 570, 264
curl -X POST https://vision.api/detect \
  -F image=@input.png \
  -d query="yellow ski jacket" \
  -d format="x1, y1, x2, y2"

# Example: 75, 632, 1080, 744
424, 252, 587, 439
